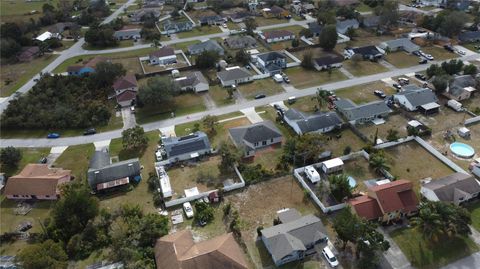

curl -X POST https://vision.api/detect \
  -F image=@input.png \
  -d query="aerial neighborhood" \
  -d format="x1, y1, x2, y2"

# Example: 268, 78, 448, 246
1, 0, 480, 269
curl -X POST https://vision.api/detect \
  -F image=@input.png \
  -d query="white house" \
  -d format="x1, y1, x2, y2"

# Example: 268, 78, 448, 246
35, 31, 60, 42
259, 29, 295, 43
174, 71, 209, 93
420, 172, 480, 205
149, 46, 177, 65
321, 158, 344, 174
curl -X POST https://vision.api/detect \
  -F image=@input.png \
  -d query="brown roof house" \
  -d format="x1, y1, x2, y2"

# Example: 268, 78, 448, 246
4, 164, 71, 200
154, 230, 248, 269
113, 74, 138, 107
149, 46, 177, 65
259, 29, 296, 44
348, 179, 419, 223
16, 46, 40, 62
421, 172, 480, 205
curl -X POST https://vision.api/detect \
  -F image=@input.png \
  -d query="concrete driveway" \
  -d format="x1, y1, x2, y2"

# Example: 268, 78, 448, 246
121, 107, 136, 129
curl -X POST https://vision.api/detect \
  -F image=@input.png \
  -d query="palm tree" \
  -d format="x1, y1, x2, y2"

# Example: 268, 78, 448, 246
328, 173, 355, 202
313, 89, 330, 111
369, 154, 390, 174
151, 38, 161, 48
411, 202, 444, 240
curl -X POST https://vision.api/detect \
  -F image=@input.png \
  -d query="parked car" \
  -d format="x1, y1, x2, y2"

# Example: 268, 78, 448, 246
130, 106, 135, 113
287, 96, 296, 104
374, 90, 386, 98
283, 76, 290, 83
254, 94, 266, 99
83, 128, 96, 135
47, 133, 60, 139
155, 150, 162, 161
38, 157, 48, 164
457, 50, 466, 55
444, 44, 455, 52
419, 58, 428, 64
322, 247, 339, 267
183, 202, 194, 218
222, 23, 227, 28
393, 83, 402, 90
413, 51, 421, 57
398, 77, 409, 85
424, 54, 434, 60
415, 73, 426, 80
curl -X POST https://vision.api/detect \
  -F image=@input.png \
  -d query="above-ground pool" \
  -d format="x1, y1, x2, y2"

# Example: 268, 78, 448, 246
450, 142, 475, 159
348, 176, 357, 188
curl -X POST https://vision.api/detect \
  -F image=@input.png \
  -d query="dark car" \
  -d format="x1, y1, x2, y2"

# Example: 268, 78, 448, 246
38, 157, 48, 164
419, 58, 427, 64
415, 73, 426, 80
47, 133, 60, 139
254, 94, 266, 99
413, 51, 421, 57
83, 128, 96, 136
374, 90, 386, 98
444, 44, 455, 52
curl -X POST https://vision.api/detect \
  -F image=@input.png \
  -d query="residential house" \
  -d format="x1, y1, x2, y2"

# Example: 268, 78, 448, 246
419, 0, 445, 6
113, 74, 138, 107
67, 56, 108, 76
35, 31, 60, 42
291, 2, 315, 15
4, 164, 71, 200
379, 38, 420, 53
174, 71, 209, 92
261, 209, 328, 266
130, 8, 161, 23
421, 172, 480, 205
154, 230, 248, 269
188, 40, 224, 55
334, 98, 392, 124
361, 15, 381, 29
163, 20, 194, 34
334, 0, 360, 6
224, 36, 257, 49
344, 45, 384, 60
87, 149, 141, 192
48, 22, 80, 38
16, 46, 40, 62
283, 109, 343, 135
313, 54, 344, 70
143, 0, 165, 8
113, 28, 141, 40
348, 179, 419, 223
229, 121, 283, 157
262, 6, 289, 18
255, 51, 287, 75
459, 31, 480, 43
229, 11, 253, 23
444, 75, 477, 101
198, 15, 225, 26
336, 19, 359, 34
393, 85, 440, 114
259, 29, 296, 43
162, 131, 212, 162
308, 22, 322, 37
149, 46, 177, 65
217, 67, 252, 87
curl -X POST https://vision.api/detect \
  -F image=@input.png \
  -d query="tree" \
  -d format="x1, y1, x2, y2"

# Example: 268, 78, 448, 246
194, 202, 214, 224
386, 129, 399, 141
369, 152, 390, 173
122, 125, 148, 151
345, 27, 356, 39
291, 38, 300, 48
438, 11, 467, 37
170, 8, 180, 18
141, 27, 161, 41
299, 28, 313, 38
282, 133, 326, 166
333, 209, 360, 249
235, 49, 250, 65
17, 240, 68, 269
0, 38, 21, 59
218, 142, 241, 173
0, 146, 22, 167
426, 63, 444, 78
317, 10, 336, 25
315, 89, 330, 111
195, 50, 220, 69
84, 25, 117, 47
464, 64, 478, 75
227, 87, 234, 99
202, 115, 218, 135
301, 50, 314, 69
319, 25, 338, 51
432, 75, 450, 92
441, 59, 463, 75
245, 18, 258, 36
329, 174, 354, 202
375, 0, 399, 29
91, 62, 126, 89
138, 76, 178, 106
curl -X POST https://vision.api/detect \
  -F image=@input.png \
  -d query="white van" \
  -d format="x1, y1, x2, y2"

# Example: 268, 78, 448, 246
322, 247, 339, 267
304, 166, 320, 183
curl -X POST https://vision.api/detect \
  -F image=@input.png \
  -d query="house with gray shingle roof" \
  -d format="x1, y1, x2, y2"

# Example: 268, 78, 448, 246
188, 40, 224, 56
174, 71, 209, 92
334, 99, 392, 124
362, 15, 381, 28
224, 36, 257, 49
113, 28, 141, 40
255, 51, 287, 75
444, 75, 477, 101
308, 22, 322, 37
261, 208, 328, 266
130, 8, 161, 23
379, 38, 420, 53
336, 19, 359, 34
283, 109, 343, 135
217, 67, 252, 87
421, 172, 480, 205
459, 31, 480, 43
394, 85, 440, 113
162, 131, 212, 162
163, 20, 194, 34
228, 121, 283, 157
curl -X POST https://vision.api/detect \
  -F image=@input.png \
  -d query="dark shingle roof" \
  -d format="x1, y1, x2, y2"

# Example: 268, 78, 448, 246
308, 22, 323, 35
395, 86, 438, 108
257, 51, 286, 62
459, 31, 480, 42
313, 54, 343, 66
423, 173, 480, 202
229, 121, 282, 147
335, 99, 391, 121
217, 68, 251, 82
285, 109, 342, 134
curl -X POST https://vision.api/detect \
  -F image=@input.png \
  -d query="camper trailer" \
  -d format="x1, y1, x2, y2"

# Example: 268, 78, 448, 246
304, 165, 320, 183
447, 99, 463, 112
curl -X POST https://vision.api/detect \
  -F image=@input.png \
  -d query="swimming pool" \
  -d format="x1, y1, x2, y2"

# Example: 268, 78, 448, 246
450, 142, 475, 159
347, 176, 357, 188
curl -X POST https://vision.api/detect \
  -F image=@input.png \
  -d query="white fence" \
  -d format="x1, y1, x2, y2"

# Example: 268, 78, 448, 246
252, 73, 270, 80
337, 33, 350, 43
465, 115, 480, 126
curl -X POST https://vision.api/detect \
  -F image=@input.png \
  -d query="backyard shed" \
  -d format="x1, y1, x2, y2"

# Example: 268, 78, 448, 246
321, 158, 344, 174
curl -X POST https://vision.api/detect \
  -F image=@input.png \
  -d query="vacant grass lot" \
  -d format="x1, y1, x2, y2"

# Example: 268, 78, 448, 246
391, 227, 479, 269
324, 128, 367, 157
176, 26, 222, 38
1, 54, 59, 97
467, 201, 480, 232
384, 52, 421, 68
286, 96, 321, 112
54, 143, 95, 182
255, 17, 289, 27
237, 80, 284, 99
284, 66, 347, 89
342, 60, 389, 77
208, 85, 234, 106
358, 114, 410, 141
136, 93, 206, 124
0, 0, 61, 22
421, 46, 458, 61
384, 142, 454, 192
336, 81, 395, 104
0, 148, 51, 177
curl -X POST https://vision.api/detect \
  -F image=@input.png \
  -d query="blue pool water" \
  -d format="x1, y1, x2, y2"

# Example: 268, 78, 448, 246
450, 142, 475, 158
348, 176, 357, 188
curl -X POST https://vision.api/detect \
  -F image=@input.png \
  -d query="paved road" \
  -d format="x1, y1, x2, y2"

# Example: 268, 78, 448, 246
2, 52, 478, 148
440, 252, 480, 269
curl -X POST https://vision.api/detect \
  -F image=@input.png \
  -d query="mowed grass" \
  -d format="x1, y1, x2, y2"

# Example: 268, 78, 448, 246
324, 128, 367, 157
284, 66, 347, 89
54, 143, 95, 182
176, 26, 222, 38
385, 52, 421, 68
466, 201, 480, 232
358, 114, 410, 141
237, 80, 284, 99
0, 148, 51, 177
0, 0, 61, 22
342, 60, 389, 77
1, 54, 59, 97
208, 85, 234, 106
336, 81, 395, 104
390, 227, 479, 269
421, 46, 458, 61
136, 93, 206, 124
82, 39, 135, 50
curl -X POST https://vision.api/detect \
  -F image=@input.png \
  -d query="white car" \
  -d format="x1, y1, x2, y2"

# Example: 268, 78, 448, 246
222, 23, 228, 28
155, 150, 162, 161
425, 54, 434, 60
183, 202, 194, 218
322, 246, 339, 267
457, 50, 466, 55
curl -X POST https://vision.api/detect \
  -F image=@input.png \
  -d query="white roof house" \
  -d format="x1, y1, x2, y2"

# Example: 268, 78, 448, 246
36, 31, 59, 41
155, 164, 172, 198
321, 158, 344, 174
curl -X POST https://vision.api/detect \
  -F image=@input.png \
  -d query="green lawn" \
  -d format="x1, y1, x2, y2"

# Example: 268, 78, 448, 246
135, 93, 206, 124
342, 60, 389, 77
0, 148, 51, 177
82, 39, 135, 50
0, 0, 62, 22
237, 80, 284, 99
53, 144, 95, 182
422, 46, 458, 61
176, 26, 222, 39
466, 201, 480, 232
385, 52, 421, 68
462, 43, 480, 52
391, 227, 479, 269
284, 66, 347, 89
336, 81, 395, 104
1, 54, 59, 97
208, 85, 234, 106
